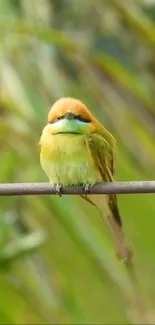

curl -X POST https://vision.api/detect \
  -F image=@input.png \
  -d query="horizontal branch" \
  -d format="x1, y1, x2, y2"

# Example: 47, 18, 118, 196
0, 181, 155, 196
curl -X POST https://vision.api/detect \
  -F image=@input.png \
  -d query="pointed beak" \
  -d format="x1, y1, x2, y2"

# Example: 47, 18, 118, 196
65, 111, 75, 120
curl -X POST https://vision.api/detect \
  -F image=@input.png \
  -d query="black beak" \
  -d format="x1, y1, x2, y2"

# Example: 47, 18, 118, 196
65, 111, 75, 120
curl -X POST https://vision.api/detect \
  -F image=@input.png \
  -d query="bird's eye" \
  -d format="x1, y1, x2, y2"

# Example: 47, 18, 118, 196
76, 115, 91, 123
49, 116, 63, 124
56, 115, 62, 121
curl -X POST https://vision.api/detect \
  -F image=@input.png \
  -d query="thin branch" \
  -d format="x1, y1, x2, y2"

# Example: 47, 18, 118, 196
0, 181, 155, 196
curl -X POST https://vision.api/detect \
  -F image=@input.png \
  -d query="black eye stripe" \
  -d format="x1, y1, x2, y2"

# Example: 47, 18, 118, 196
49, 116, 64, 124
49, 114, 90, 124
76, 115, 91, 123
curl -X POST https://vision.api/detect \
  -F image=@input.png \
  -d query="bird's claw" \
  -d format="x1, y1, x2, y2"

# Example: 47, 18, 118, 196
54, 184, 63, 197
83, 183, 92, 194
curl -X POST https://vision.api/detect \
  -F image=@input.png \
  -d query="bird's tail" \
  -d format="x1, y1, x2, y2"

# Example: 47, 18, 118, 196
86, 193, 133, 265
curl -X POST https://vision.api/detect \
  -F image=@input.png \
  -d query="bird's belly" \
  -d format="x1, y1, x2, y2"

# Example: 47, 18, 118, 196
40, 134, 102, 186
45, 161, 101, 185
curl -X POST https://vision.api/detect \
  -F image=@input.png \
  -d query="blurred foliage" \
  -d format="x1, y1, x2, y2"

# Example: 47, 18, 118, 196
1, 0, 155, 323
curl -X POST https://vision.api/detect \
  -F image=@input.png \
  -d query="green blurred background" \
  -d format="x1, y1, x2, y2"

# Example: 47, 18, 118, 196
1, 0, 155, 323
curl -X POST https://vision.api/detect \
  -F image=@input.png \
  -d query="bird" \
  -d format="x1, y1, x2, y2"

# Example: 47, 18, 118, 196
39, 97, 132, 265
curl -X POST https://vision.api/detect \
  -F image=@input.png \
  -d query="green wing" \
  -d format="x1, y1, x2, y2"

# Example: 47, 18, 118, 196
85, 131, 116, 179
84, 131, 122, 226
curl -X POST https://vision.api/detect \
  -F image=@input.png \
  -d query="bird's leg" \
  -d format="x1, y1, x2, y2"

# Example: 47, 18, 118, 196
54, 183, 63, 197
82, 183, 92, 194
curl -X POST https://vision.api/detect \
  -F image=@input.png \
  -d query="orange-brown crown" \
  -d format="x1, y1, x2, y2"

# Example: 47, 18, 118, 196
48, 97, 93, 123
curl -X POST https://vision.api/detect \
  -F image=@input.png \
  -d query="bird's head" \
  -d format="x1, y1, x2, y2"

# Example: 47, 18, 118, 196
43, 97, 96, 135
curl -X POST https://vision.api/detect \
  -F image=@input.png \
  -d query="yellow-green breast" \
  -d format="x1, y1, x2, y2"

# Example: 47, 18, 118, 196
40, 133, 102, 185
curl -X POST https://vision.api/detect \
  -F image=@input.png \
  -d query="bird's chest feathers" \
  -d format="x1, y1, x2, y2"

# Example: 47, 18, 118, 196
41, 134, 101, 185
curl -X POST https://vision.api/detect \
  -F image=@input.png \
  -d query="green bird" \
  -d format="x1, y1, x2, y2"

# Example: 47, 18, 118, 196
39, 97, 132, 264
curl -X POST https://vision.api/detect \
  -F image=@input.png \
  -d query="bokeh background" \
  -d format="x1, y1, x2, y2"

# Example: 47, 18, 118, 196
1, 0, 155, 323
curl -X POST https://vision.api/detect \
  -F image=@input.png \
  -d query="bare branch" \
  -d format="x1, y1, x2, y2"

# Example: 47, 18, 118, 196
0, 181, 155, 196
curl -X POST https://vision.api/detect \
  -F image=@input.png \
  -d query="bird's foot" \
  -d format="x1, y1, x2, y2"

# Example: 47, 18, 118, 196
83, 183, 92, 194
54, 183, 63, 197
